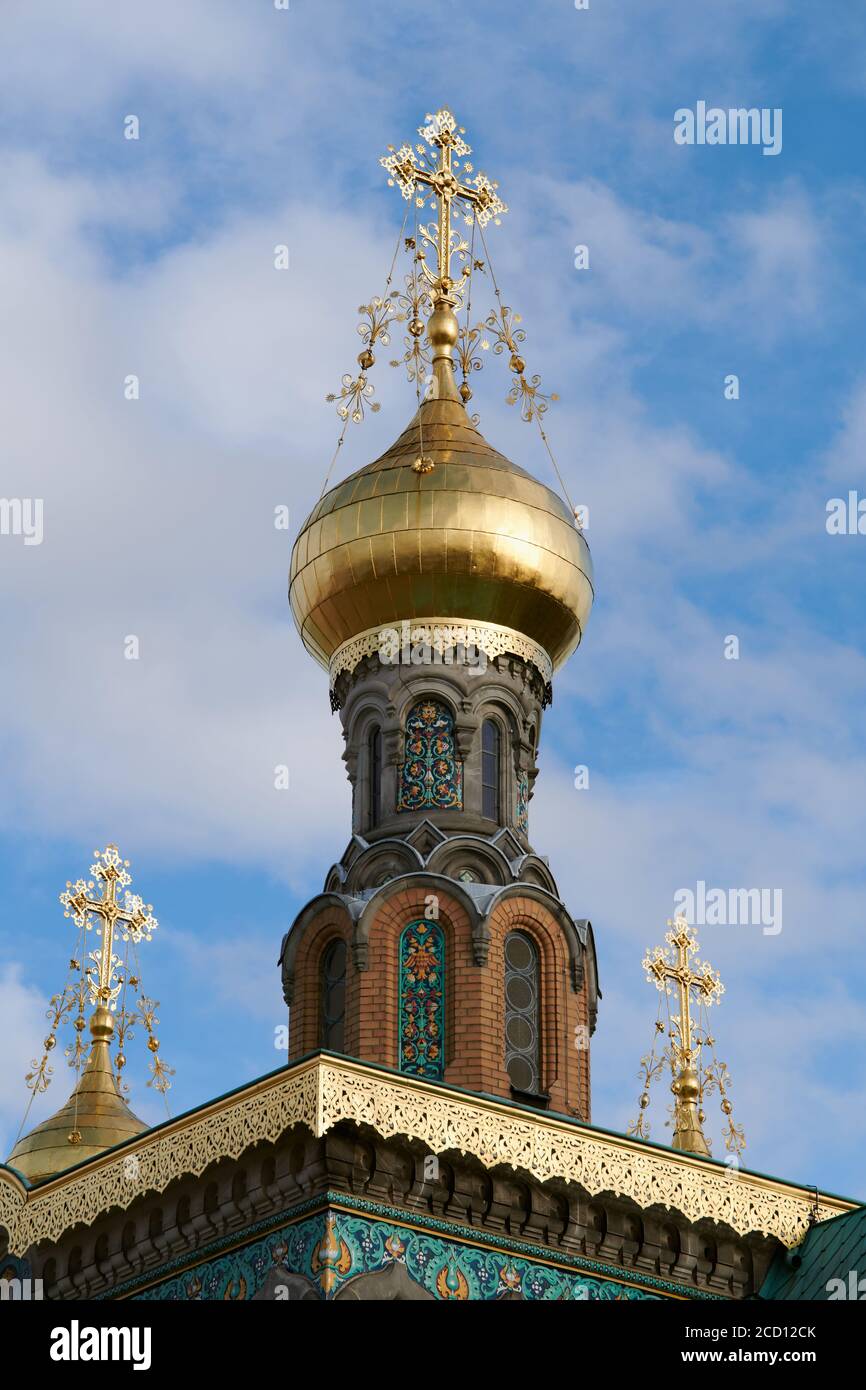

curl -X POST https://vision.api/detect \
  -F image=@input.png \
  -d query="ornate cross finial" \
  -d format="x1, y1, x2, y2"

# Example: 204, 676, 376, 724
22, 844, 172, 1111
630, 914, 744, 1158
60, 845, 157, 1015
381, 109, 506, 306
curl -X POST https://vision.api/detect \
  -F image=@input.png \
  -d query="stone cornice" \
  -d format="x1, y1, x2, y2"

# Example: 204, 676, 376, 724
0, 1055, 855, 1256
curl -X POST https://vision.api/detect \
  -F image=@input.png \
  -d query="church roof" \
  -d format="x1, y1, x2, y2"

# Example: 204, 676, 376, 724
758, 1203, 866, 1300
0, 1053, 856, 1260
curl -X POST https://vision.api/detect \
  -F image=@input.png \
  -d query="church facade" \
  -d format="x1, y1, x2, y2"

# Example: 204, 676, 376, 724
1, 325, 855, 1302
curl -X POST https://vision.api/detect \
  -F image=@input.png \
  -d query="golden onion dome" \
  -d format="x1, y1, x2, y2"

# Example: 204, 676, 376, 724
290, 362, 593, 681
7, 1008, 147, 1184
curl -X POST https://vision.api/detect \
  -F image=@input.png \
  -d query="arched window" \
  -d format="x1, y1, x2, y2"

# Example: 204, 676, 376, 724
504, 931, 541, 1094
481, 718, 501, 820
320, 939, 347, 1052
397, 700, 462, 812
368, 726, 382, 826
398, 919, 445, 1079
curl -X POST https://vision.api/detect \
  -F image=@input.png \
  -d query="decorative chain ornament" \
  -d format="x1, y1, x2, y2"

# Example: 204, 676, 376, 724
135, 995, 173, 1095
63, 977, 89, 1075
24, 982, 80, 1097
317, 212, 409, 500
325, 297, 397, 422
389, 263, 433, 384
480, 303, 560, 423
456, 323, 484, 404
325, 370, 381, 425
506, 372, 560, 424
473, 220, 580, 521
627, 1009, 669, 1142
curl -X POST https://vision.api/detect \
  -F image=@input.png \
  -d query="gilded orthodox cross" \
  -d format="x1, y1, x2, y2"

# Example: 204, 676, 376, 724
16, 842, 172, 1158
60, 844, 157, 1013
381, 108, 506, 303
631, 913, 743, 1157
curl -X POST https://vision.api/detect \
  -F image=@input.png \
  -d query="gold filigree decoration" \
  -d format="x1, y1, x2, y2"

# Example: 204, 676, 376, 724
481, 303, 525, 367
473, 218, 578, 519
481, 305, 559, 421
0, 1058, 851, 1256
325, 373, 380, 424
139, 996, 175, 1095
63, 978, 89, 1075
355, 296, 395, 365
456, 323, 484, 404
389, 274, 433, 383
506, 373, 559, 423
417, 221, 472, 301
702, 1056, 747, 1155
627, 1018, 668, 1142
326, 298, 395, 422
24, 984, 79, 1095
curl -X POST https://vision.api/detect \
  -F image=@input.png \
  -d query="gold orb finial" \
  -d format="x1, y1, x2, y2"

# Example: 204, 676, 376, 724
427, 301, 460, 359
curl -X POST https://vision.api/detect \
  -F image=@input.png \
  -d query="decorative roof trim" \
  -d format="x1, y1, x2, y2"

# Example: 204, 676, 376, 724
0, 1057, 855, 1255
328, 618, 554, 690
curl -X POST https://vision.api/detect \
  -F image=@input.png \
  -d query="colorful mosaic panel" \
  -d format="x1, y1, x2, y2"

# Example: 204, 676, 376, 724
517, 770, 529, 831
397, 700, 463, 811
135, 1209, 662, 1302
399, 919, 445, 1080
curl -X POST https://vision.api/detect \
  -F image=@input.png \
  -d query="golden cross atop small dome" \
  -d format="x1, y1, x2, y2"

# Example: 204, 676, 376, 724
631, 917, 743, 1160
7, 844, 173, 1183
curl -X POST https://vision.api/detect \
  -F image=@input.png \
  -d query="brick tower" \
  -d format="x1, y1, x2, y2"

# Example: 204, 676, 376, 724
281, 170, 599, 1114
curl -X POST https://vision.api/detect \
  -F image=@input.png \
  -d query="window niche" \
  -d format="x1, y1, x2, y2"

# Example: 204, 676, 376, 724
368, 725, 382, 827
481, 717, 501, 821
504, 931, 542, 1099
320, 938, 347, 1052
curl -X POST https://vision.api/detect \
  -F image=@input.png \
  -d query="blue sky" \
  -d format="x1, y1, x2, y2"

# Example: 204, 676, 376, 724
1, 0, 865, 1197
